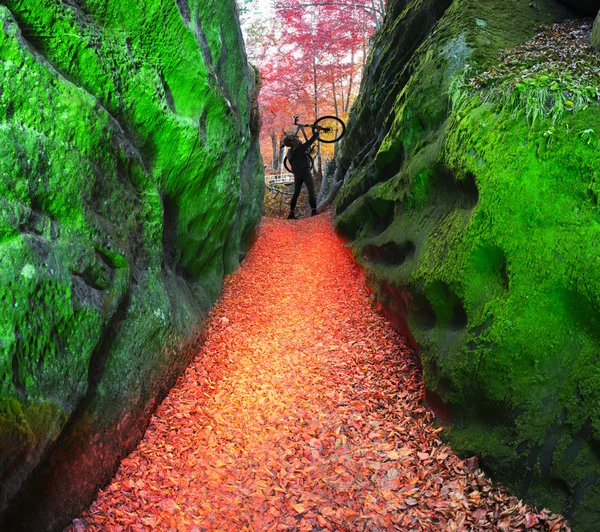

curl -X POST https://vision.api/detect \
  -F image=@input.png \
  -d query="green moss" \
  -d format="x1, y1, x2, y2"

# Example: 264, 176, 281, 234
0, 0, 263, 521
0, 398, 67, 465
336, 0, 600, 527
435, 101, 600, 519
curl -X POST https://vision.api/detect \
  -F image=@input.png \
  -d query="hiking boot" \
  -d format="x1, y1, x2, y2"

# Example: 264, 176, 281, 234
311, 209, 317, 217
288, 211, 296, 220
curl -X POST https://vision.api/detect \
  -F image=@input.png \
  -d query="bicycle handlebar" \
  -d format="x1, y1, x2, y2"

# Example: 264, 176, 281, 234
292, 117, 328, 131
292, 115, 315, 128
291, 115, 334, 133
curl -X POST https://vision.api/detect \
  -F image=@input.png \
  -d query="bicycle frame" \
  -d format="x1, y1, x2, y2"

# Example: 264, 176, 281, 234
292, 116, 312, 142
292, 115, 328, 141
289, 116, 317, 158
282, 114, 345, 176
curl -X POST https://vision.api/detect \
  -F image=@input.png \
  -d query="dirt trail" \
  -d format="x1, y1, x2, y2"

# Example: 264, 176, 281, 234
71, 214, 569, 531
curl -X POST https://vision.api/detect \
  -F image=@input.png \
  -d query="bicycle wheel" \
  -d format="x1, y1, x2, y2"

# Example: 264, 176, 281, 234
284, 155, 314, 173
314, 115, 345, 143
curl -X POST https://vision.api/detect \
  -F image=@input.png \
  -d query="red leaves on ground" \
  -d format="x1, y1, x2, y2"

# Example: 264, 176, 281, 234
69, 214, 570, 531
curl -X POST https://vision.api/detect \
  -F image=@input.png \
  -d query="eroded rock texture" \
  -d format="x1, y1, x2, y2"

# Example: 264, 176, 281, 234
336, 0, 600, 529
560, 0, 600, 15
0, 1, 263, 530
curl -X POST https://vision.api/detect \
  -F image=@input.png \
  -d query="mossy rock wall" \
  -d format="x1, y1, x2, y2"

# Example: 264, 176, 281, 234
336, 0, 600, 529
0, 1, 263, 530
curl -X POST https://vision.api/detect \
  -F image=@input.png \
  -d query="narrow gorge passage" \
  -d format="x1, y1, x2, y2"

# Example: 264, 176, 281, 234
70, 215, 568, 532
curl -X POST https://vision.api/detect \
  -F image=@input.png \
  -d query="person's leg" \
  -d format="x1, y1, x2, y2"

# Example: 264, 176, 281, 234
289, 175, 303, 218
304, 172, 317, 215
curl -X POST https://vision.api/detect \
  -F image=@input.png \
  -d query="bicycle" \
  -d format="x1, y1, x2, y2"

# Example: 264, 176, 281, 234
283, 115, 345, 173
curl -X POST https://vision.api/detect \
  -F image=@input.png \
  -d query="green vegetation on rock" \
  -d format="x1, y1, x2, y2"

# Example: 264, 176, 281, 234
0, 0, 263, 529
451, 20, 600, 123
335, 0, 600, 529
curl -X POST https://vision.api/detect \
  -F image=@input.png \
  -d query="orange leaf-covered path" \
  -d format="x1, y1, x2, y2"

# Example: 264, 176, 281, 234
72, 215, 569, 531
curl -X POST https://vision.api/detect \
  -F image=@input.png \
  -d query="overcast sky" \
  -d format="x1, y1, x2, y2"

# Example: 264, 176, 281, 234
252, 0, 274, 15
240, 0, 274, 39
241, 0, 274, 20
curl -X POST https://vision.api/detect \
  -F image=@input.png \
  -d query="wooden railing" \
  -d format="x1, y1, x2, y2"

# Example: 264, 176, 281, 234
266, 173, 294, 185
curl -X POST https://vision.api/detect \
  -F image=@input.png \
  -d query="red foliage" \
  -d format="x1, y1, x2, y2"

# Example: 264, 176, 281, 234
70, 214, 569, 531
248, 1, 375, 169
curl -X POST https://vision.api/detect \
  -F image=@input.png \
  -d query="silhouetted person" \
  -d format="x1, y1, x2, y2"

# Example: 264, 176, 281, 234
282, 130, 318, 219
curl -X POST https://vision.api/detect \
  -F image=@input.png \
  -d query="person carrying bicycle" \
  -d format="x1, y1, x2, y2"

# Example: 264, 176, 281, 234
282, 128, 319, 219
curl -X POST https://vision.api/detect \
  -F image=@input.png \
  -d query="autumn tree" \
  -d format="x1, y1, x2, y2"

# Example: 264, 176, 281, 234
246, 0, 382, 175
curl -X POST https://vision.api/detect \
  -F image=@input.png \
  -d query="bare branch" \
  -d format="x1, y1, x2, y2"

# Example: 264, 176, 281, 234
266, 184, 294, 195
276, 1, 384, 17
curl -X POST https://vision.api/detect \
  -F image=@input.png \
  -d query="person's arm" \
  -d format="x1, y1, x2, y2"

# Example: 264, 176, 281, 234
297, 130, 319, 154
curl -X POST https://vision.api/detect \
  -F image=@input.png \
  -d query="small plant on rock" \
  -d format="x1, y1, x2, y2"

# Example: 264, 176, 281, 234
451, 20, 600, 124
579, 128, 596, 145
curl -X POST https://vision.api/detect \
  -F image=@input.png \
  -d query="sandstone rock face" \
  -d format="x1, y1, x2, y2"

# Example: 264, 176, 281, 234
558, 0, 600, 15
0, 1, 263, 530
592, 10, 600, 49
336, 0, 600, 529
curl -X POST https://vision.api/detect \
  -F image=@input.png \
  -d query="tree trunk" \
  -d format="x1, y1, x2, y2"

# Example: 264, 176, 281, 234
317, 142, 323, 183
313, 56, 319, 121
370, 0, 380, 30
271, 132, 279, 170
592, 10, 600, 52
345, 50, 354, 113
332, 80, 339, 117
276, 145, 284, 172
351, 0, 369, 69
281, 142, 288, 171
312, 55, 324, 181
317, 163, 346, 212
362, 40, 368, 70
273, 130, 285, 171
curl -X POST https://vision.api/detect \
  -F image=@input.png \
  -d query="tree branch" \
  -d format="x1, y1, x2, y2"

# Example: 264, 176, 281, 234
317, 180, 344, 211
276, 1, 384, 17
266, 184, 294, 195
